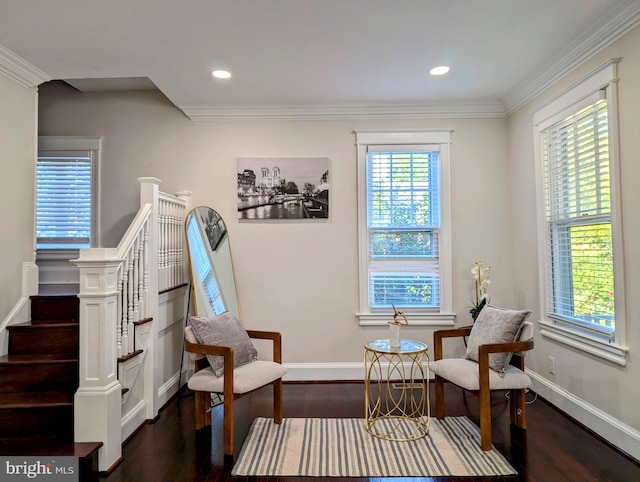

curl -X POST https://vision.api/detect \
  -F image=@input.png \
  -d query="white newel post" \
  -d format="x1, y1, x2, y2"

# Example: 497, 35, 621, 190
72, 249, 123, 472
139, 177, 160, 419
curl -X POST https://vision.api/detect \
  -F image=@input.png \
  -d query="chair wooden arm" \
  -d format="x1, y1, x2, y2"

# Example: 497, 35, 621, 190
477, 338, 534, 358
185, 340, 234, 373
433, 327, 473, 360
184, 330, 283, 366
478, 338, 534, 372
184, 339, 232, 357
247, 330, 282, 363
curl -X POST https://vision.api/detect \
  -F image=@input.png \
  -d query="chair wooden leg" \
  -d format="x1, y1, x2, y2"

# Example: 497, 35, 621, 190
435, 375, 445, 419
194, 391, 211, 430
274, 378, 283, 424
223, 394, 234, 455
479, 384, 492, 451
509, 389, 527, 429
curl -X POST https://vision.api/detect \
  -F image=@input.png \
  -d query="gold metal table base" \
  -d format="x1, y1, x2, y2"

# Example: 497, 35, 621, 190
364, 339, 430, 442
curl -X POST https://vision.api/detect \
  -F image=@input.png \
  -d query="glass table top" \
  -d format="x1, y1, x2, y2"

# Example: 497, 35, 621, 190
365, 339, 428, 354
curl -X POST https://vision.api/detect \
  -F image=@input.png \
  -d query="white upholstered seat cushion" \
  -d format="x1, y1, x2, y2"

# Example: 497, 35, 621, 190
430, 358, 531, 391
187, 360, 287, 394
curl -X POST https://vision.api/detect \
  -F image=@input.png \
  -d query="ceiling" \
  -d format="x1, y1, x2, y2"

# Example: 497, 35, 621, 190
1, 0, 639, 120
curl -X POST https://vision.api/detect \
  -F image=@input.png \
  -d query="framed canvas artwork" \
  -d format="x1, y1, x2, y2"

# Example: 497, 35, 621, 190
237, 157, 330, 220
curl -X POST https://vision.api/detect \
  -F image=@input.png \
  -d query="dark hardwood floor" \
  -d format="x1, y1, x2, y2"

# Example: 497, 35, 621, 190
103, 382, 640, 482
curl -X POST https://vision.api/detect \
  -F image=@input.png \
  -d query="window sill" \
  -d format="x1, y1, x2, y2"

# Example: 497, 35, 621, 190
36, 248, 81, 261
357, 312, 455, 326
538, 319, 628, 366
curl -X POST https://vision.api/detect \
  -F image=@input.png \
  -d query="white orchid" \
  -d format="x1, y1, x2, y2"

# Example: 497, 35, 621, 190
470, 261, 491, 318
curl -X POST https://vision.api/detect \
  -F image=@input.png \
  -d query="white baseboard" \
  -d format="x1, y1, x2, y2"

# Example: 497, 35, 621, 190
527, 369, 640, 461
121, 399, 147, 443
157, 371, 181, 409
0, 262, 38, 355
283, 362, 364, 381
282, 361, 435, 382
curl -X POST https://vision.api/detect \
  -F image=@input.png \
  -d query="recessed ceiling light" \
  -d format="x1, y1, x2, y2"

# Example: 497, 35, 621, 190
430, 65, 450, 76
211, 70, 231, 79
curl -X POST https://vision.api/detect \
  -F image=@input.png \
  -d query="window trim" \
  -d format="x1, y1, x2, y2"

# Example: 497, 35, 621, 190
354, 129, 454, 326
37, 136, 101, 254
533, 59, 628, 365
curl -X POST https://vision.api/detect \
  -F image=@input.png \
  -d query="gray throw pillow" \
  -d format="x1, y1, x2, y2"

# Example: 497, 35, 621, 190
464, 304, 531, 376
189, 312, 258, 377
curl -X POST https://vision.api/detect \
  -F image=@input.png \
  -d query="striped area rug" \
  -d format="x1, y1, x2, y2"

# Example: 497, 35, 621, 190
232, 416, 517, 477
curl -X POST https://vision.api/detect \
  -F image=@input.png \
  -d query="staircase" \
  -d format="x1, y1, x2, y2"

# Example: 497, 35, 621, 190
0, 294, 101, 479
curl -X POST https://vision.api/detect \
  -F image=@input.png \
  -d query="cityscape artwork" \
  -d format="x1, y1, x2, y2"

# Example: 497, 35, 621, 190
237, 157, 330, 220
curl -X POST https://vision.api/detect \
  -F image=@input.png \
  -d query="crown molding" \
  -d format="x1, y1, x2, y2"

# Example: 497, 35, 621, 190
181, 100, 506, 121
0, 44, 50, 88
504, 0, 640, 114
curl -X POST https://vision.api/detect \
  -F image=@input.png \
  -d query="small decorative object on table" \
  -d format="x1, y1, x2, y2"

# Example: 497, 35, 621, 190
470, 261, 491, 321
388, 302, 409, 349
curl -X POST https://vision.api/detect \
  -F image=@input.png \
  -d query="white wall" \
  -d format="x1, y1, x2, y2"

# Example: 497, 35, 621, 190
38, 82, 514, 367
0, 74, 37, 320
509, 25, 640, 457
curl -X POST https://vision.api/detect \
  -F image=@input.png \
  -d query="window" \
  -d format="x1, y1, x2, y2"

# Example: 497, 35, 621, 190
37, 137, 100, 250
534, 60, 627, 364
355, 130, 453, 325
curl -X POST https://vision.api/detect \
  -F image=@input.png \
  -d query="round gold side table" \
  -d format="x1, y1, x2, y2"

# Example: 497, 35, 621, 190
364, 338, 430, 441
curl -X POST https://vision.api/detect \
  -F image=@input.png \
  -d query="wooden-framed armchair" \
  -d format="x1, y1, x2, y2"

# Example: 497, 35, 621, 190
430, 320, 534, 450
184, 328, 286, 456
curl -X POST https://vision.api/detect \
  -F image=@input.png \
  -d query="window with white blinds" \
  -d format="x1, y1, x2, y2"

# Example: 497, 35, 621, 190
356, 130, 452, 324
541, 95, 615, 339
367, 147, 440, 309
36, 137, 100, 251
530, 57, 631, 366
36, 148, 96, 249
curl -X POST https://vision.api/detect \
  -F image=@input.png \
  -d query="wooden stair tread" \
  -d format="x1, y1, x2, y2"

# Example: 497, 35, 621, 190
8, 321, 79, 328
30, 318, 79, 325
118, 349, 143, 363
31, 294, 79, 300
0, 391, 73, 408
0, 353, 78, 364
0, 440, 102, 457
133, 316, 153, 326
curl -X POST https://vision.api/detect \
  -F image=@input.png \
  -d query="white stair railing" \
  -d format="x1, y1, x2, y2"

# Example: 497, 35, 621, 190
73, 177, 190, 471
115, 203, 151, 357
159, 192, 188, 292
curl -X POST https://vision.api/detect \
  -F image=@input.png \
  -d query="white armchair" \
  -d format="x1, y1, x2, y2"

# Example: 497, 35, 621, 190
430, 308, 534, 451
184, 320, 286, 456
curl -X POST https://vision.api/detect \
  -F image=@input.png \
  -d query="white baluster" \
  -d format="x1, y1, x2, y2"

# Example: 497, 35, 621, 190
127, 251, 135, 354
171, 202, 177, 288
143, 223, 150, 316
121, 255, 130, 355
116, 266, 124, 358
162, 199, 169, 291
132, 233, 140, 323
137, 231, 146, 320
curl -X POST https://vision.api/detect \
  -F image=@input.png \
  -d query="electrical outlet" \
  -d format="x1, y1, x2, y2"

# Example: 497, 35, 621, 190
548, 356, 555, 374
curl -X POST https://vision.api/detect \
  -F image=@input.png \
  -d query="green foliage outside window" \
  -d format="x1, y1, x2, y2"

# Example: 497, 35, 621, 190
570, 223, 615, 328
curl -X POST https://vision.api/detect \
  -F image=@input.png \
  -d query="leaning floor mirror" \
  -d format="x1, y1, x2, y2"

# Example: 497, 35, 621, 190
184, 206, 240, 319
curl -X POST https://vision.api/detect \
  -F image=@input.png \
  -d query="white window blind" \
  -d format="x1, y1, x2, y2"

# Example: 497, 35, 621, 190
36, 151, 92, 248
366, 146, 440, 310
542, 95, 615, 338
